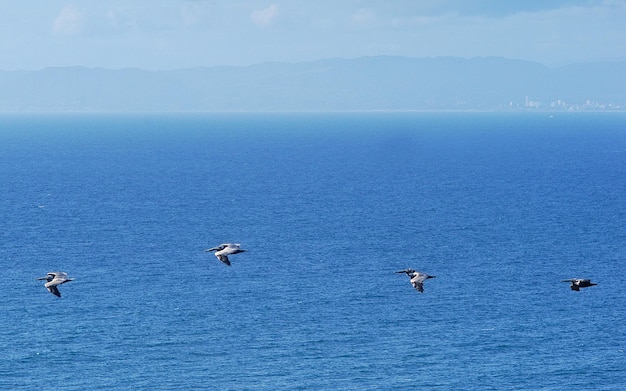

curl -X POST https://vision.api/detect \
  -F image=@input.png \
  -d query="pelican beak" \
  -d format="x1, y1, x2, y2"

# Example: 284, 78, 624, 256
36, 276, 47, 280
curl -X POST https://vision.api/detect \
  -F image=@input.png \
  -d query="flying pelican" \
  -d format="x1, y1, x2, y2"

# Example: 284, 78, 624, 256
561, 278, 597, 291
396, 269, 436, 293
37, 272, 74, 297
205, 243, 246, 266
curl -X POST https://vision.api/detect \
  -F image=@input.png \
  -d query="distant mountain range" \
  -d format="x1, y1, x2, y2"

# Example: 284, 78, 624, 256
0, 56, 624, 112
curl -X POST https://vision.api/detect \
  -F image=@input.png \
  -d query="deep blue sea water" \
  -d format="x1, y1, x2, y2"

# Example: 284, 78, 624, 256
1, 112, 625, 390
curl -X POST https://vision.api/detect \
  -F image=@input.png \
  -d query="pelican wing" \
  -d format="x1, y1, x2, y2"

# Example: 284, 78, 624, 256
48, 272, 70, 285
216, 254, 231, 266
411, 280, 425, 292
207, 243, 242, 252
46, 284, 62, 297
224, 243, 243, 252
407, 272, 434, 293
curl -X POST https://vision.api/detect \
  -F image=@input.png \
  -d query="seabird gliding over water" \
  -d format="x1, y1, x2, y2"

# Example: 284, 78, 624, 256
396, 269, 435, 293
205, 243, 246, 266
37, 272, 74, 297
561, 278, 597, 291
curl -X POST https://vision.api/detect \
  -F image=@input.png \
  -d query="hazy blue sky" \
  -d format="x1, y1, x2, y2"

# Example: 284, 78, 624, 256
1, 1, 624, 70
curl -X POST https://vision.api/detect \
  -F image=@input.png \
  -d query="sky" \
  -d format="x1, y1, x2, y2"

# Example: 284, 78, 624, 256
1, 0, 625, 70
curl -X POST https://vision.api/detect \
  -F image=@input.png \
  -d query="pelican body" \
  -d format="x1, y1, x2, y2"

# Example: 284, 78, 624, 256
37, 272, 74, 297
561, 278, 597, 291
396, 269, 436, 293
205, 243, 246, 266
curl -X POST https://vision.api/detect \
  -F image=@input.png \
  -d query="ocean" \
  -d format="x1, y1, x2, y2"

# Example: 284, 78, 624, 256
1, 112, 624, 390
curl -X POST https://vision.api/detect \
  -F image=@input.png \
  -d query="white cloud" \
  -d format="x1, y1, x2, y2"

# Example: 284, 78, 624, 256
1, 0, 620, 70
251, 4, 279, 27
53, 5, 84, 35
350, 8, 376, 27
181, 4, 202, 26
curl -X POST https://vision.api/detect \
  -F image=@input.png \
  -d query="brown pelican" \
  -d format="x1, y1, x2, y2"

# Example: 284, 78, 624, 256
205, 243, 246, 266
37, 272, 74, 297
396, 269, 436, 293
561, 278, 597, 291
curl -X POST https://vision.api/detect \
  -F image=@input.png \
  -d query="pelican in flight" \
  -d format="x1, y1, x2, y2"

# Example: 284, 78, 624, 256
561, 278, 597, 291
205, 243, 246, 266
396, 269, 436, 293
37, 272, 74, 297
